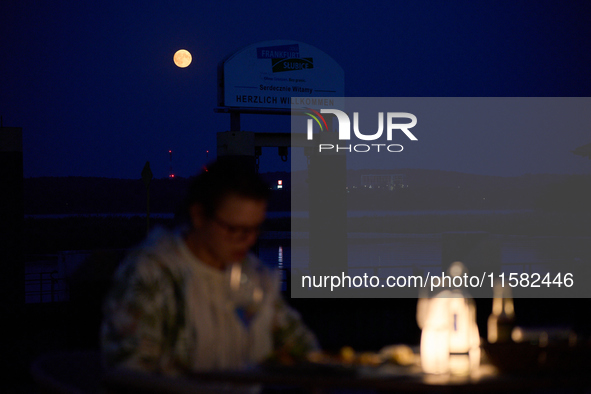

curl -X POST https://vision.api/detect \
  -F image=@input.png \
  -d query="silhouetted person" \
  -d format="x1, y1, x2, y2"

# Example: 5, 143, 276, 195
101, 159, 317, 375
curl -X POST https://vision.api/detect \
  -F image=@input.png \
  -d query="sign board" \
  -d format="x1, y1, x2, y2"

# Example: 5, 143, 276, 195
218, 40, 344, 110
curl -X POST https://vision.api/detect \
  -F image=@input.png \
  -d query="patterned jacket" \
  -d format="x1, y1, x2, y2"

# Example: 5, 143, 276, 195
101, 227, 318, 374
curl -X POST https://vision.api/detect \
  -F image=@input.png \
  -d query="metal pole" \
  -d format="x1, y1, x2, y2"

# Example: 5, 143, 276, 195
141, 161, 153, 236
146, 185, 150, 236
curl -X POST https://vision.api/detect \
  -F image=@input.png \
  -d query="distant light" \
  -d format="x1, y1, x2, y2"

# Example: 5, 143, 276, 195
170, 174, 175, 178
511, 327, 523, 342
278, 180, 282, 185
169, 150, 172, 153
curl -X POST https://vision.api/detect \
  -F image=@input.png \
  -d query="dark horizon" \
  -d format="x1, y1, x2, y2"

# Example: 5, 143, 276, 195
21, 169, 591, 216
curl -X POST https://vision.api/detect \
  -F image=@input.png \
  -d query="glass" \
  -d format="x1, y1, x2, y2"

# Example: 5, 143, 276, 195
226, 263, 266, 369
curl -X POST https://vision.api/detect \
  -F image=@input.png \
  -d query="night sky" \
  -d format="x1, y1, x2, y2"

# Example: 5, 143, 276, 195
2, 1, 590, 179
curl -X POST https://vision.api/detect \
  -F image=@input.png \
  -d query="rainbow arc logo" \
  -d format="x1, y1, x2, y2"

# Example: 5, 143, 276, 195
304, 108, 329, 138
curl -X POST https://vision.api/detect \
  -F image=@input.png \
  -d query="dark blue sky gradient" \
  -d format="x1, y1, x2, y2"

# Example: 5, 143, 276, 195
1, 1, 590, 178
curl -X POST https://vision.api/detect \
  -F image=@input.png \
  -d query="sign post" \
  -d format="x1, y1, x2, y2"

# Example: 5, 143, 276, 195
216, 40, 345, 297
141, 161, 153, 236
217, 40, 344, 111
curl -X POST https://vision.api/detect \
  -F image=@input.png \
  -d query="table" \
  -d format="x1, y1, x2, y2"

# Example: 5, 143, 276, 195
103, 361, 591, 393
31, 349, 591, 393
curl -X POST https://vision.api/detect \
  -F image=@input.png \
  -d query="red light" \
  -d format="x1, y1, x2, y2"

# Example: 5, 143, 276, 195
278, 180, 282, 185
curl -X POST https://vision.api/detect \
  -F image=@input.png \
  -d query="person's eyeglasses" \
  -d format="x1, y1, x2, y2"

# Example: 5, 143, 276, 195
212, 216, 263, 239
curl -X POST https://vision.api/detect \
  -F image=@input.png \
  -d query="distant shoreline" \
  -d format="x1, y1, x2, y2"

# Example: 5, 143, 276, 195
24, 209, 535, 220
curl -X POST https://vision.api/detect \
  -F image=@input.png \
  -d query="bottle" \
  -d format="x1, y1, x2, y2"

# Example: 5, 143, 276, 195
487, 282, 515, 343
446, 262, 480, 376
419, 262, 481, 375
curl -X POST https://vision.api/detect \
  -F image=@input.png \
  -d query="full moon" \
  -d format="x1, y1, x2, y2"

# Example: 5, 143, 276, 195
173, 49, 192, 68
